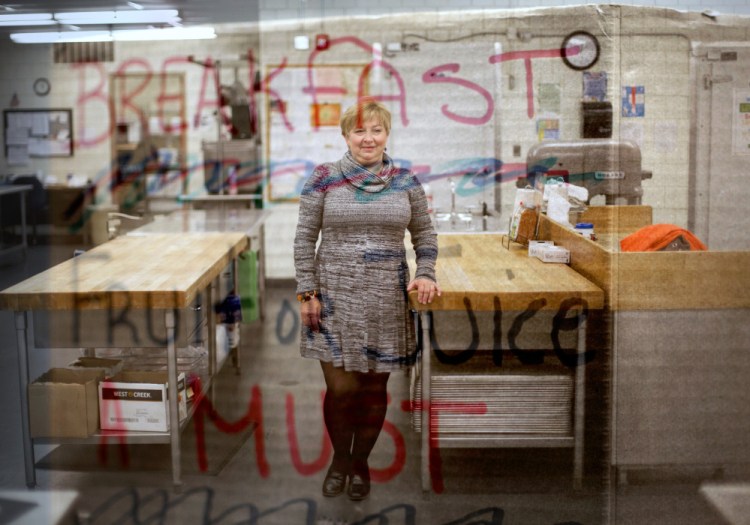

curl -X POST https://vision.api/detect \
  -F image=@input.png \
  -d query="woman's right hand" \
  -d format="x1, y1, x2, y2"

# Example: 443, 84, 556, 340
300, 297, 321, 332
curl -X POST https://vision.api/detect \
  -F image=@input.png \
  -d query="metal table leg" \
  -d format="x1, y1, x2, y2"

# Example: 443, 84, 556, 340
419, 310, 431, 493
232, 258, 241, 374
19, 191, 28, 258
15, 311, 36, 487
207, 280, 216, 381
573, 311, 588, 491
257, 224, 266, 322
165, 309, 182, 488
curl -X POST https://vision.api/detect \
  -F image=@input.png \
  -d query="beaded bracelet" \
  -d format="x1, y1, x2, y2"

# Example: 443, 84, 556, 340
296, 290, 319, 303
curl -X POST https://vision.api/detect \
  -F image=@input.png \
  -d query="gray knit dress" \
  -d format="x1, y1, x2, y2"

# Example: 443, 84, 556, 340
294, 151, 438, 373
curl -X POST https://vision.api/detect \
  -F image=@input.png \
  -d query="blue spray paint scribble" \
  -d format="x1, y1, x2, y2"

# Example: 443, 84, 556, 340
361, 344, 420, 367
353, 170, 422, 203
83, 486, 532, 525
427, 295, 594, 369
63, 152, 564, 234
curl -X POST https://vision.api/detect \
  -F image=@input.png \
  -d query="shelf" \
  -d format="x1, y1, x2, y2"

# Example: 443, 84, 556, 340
32, 339, 232, 448
34, 431, 171, 445
437, 434, 575, 449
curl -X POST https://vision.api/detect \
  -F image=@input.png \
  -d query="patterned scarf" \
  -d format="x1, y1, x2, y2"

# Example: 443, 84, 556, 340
340, 150, 398, 193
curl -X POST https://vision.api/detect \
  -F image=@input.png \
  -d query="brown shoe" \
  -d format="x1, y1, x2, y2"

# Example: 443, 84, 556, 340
322, 468, 348, 497
347, 473, 370, 501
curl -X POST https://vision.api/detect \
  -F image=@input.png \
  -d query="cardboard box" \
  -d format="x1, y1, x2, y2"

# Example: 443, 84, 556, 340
68, 357, 123, 378
540, 246, 571, 264
99, 371, 187, 432
529, 240, 555, 258
29, 368, 104, 438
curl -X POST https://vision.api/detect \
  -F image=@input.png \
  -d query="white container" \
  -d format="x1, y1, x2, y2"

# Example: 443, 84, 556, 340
529, 240, 554, 258
539, 246, 570, 264
574, 222, 595, 240
87, 204, 117, 245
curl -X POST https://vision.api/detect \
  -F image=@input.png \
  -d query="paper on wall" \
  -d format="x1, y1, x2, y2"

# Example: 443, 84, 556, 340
8, 145, 29, 165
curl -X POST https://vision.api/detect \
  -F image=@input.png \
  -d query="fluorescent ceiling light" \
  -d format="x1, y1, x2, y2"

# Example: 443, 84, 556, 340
113, 27, 216, 41
127, 2, 144, 9
0, 13, 52, 22
0, 19, 55, 27
11, 26, 217, 44
11, 30, 112, 44
54, 9, 180, 25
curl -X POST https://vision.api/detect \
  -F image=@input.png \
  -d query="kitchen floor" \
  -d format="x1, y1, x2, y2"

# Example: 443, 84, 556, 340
0, 242, 729, 525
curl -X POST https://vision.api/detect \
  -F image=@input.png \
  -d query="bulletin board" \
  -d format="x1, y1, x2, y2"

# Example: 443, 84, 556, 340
264, 64, 369, 202
4, 109, 74, 165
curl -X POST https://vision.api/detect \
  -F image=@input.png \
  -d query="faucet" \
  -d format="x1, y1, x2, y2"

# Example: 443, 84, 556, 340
449, 177, 457, 228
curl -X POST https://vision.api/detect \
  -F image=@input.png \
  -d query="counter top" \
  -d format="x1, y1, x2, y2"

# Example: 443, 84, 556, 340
700, 483, 750, 525
127, 208, 270, 236
0, 184, 32, 197
0, 232, 248, 311
178, 193, 262, 204
408, 233, 604, 311
537, 211, 750, 310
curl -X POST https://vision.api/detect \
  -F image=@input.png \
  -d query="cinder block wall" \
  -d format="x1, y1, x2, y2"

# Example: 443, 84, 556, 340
259, 5, 749, 278
1, 4, 748, 279
0, 32, 259, 195
259, 0, 750, 20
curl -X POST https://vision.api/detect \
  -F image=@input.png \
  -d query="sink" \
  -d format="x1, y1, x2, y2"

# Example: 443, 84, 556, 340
433, 212, 505, 233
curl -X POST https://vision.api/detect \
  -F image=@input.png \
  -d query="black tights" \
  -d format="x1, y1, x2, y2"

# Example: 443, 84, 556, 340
320, 361, 390, 479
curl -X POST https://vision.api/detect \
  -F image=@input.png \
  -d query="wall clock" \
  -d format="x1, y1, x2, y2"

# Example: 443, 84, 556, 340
33, 77, 51, 96
561, 31, 600, 71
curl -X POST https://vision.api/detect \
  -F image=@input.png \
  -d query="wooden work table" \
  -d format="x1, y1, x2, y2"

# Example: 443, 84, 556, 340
408, 233, 604, 492
536, 206, 750, 484
0, 232, 249, 489
128, 209, 270, 371
0, 232, 248, 311
409, 233, 604, 312
537, 210, 750, 311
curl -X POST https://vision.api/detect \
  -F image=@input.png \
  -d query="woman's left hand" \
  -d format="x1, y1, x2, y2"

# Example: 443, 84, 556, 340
407, 278, 442, 305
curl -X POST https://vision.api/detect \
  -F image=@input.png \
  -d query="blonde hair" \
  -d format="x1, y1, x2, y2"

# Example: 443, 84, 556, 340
340, 98, 391, 136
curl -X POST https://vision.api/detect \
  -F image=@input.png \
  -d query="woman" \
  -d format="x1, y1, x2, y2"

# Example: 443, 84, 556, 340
294, 99, 440, 501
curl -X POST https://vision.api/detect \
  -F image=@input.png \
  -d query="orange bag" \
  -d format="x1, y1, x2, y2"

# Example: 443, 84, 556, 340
620, 224, 707, 252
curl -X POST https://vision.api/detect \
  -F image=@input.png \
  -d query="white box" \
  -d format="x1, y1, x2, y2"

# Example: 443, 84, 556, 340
529, 240, 554, 258
99, 371, 187, 432
540, 246, 570, 264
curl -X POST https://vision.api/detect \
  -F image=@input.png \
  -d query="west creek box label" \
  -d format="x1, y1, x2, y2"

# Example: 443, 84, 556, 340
101, 388, 164, 402
99, 372, 186, 432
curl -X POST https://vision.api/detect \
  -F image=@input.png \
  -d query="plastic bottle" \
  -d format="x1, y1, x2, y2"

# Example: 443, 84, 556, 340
574, 222, 595, 240
227, 164, 239, 195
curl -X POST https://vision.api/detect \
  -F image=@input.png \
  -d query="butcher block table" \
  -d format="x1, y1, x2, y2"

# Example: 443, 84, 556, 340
0, 231, 249, 489
127, 208, 271, 374
408, 233, 604, 492
537, 209, 750, 485
128, 208, 271, 320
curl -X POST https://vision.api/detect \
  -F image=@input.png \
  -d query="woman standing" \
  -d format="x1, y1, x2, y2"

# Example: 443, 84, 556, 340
294, 99, 440, 501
